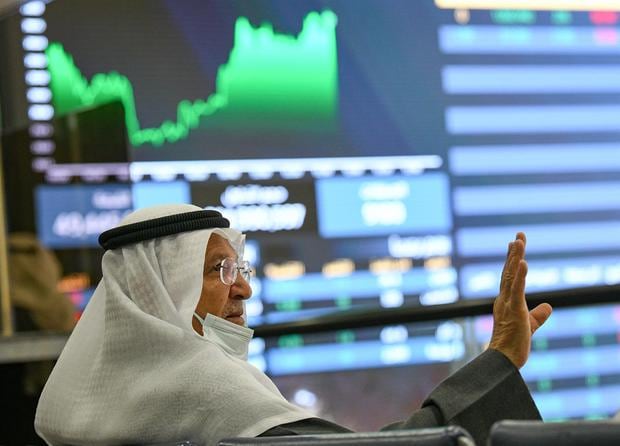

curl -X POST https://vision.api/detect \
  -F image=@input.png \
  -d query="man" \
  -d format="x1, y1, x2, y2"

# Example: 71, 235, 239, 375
35, 204, 552, 446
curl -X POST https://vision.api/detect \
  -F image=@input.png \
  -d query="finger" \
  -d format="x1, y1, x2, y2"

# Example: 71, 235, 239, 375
529, 303, 552, 334
508, 259, 528, 305
516, 231, 527, 248
499, 241, 514, 293
502, 239, 525, 295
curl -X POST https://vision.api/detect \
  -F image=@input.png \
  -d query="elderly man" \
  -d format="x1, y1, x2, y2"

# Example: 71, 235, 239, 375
35, 204, 552, 446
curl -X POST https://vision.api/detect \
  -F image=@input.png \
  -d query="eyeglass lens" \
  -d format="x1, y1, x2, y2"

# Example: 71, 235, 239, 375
219, 258, 251, 285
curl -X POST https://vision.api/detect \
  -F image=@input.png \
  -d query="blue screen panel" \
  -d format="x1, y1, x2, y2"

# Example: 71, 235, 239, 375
35, 184, 132, 248
316, 174, 452, 238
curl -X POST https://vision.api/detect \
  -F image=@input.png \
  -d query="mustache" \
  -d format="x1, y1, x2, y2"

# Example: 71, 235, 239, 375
225, 307, 245, 317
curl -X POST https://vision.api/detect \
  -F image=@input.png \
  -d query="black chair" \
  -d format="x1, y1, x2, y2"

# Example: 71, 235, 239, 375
218, 426, 475, 446
489, 420, 620, 446
134, 442, 199, 446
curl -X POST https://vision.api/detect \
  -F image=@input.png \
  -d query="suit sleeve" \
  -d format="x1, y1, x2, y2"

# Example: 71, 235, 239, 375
381, 349, 541, 444
259, 349, 540, 446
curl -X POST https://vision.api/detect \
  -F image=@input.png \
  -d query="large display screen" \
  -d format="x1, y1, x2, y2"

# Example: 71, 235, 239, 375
1, 0, 620, 427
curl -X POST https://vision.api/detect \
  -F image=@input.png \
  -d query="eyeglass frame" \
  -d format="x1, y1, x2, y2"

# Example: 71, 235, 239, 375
213, 257, 253, 285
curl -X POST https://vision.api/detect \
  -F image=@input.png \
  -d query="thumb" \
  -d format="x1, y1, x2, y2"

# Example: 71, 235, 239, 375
529, 303, 552, 334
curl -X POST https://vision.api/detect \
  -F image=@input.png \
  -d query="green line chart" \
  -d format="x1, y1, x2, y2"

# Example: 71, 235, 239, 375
45, 10, 339, 147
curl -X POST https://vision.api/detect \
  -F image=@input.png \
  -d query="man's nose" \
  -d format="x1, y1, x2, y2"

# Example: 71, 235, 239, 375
233, 273, 252, 300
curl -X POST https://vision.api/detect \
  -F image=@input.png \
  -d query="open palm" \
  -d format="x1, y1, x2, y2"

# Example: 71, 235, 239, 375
488, 232, 553, 369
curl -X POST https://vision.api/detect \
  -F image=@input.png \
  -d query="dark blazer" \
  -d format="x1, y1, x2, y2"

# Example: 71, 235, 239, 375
259, 349, 541, 445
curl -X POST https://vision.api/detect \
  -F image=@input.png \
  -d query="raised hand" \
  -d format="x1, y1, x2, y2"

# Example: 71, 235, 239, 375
488, 232, 553, 369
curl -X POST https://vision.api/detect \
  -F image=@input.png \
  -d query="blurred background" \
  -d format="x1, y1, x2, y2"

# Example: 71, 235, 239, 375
0, 0, 620, 444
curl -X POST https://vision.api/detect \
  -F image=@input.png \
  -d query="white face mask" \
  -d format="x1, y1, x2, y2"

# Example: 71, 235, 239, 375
193, 313, 254, 361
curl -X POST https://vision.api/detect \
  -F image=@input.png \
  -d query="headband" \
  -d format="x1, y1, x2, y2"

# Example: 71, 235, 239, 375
98, 210, 230, 250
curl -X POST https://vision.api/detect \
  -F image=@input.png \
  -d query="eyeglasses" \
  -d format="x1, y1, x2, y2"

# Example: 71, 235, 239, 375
214, 257, 253, 285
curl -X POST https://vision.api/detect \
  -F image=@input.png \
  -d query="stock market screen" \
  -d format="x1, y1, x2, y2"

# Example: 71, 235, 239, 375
1, 0, 619, 428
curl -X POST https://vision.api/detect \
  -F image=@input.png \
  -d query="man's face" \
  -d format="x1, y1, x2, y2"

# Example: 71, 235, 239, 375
192, 233, 252, 333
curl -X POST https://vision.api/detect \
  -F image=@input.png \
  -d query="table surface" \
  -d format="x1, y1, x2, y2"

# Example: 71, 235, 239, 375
0, 332, 68, 364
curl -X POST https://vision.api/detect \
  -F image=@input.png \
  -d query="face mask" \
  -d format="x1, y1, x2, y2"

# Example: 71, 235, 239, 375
193, 312, 254, 361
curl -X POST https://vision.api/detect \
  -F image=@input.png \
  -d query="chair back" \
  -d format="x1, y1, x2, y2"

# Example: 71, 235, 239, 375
218, 426, 475, 446
489, 420, 620, 446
